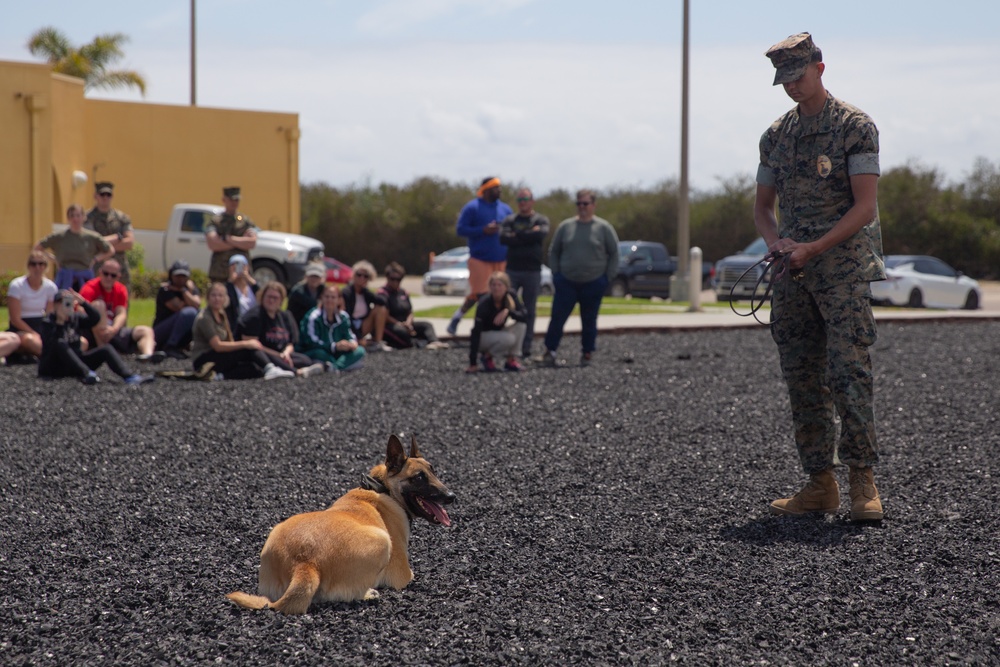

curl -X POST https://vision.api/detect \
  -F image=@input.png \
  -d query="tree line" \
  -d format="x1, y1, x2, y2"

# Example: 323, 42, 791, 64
301, 158, 1000, 280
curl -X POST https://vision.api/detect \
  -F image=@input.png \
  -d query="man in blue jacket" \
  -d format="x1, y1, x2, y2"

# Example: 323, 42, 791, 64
446, 176, 511, 335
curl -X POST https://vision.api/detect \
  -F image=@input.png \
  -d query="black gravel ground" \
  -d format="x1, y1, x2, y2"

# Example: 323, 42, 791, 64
2, 321, 998, 666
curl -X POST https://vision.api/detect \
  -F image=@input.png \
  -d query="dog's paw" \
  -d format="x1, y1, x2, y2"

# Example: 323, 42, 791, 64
363, 588, 380, 601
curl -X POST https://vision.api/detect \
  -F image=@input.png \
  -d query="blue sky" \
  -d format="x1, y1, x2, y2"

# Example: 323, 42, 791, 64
4, 1, 999, 195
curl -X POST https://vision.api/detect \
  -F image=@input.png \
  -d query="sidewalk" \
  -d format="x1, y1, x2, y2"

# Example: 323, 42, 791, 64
412, 290, 1000, 341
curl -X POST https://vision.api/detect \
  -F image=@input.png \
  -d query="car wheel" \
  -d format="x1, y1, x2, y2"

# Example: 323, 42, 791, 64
609, 279, 628, 298
252, 259, 285, 287
963, 290, 980, 310
907, 288, 924, 308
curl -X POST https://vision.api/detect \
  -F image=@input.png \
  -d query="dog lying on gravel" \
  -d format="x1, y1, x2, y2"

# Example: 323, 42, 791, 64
227, 434, 456, 615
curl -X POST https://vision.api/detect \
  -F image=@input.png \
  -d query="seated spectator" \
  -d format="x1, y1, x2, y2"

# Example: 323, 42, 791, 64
34, 204, 114, 290
341, 260, 384, 347
237, 281, 325, 378
153, 260, 201, 359
37, 290, 153, 385
288, 262, 326, 325
79, 259, 163, 363
225, 254, 258, 337
190, 282, 294, 381
466, 272, 528, 373
5, 251, 59, 361
298, 288, 366, 372
376, 262, 449, 351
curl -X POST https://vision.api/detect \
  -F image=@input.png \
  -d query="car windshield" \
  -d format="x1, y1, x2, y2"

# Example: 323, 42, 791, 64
744, 238, 768, 255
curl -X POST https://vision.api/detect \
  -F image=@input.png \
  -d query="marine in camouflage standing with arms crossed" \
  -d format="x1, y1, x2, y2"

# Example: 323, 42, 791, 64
85, 181, 136, 288
205, 186, 258, 283
754, 33, 885, 521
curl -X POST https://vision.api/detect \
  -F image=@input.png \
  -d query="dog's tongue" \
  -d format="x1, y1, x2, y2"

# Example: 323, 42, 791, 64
419, 497, 452, 527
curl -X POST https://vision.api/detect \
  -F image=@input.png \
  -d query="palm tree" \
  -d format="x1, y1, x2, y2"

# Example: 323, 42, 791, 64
27, 27, 147, 96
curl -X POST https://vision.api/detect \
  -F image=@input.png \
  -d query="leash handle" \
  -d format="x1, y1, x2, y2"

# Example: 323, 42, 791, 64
728, 252, 800, 325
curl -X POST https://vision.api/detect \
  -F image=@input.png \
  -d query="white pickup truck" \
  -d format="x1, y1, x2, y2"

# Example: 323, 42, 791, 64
57, 203, 324, 286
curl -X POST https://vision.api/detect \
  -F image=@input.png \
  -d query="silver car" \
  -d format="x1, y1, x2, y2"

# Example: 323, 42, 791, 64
423, 260, 554, 296
714, 237, 768, 301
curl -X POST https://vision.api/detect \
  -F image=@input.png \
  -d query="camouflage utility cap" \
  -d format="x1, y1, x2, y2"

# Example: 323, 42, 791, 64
766, 32, 822, 85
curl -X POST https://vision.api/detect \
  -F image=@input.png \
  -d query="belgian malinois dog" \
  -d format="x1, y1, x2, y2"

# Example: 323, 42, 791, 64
227, 434, 455, 615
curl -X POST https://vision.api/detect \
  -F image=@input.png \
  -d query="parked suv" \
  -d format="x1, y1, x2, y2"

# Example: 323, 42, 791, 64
714, 237, 768, 302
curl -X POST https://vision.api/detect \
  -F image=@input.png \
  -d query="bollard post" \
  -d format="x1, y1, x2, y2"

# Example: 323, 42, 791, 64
688, 246, 702, 312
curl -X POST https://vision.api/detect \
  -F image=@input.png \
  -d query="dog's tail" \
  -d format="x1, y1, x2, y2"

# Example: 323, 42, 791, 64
227, 563, 321, 615
226, 591, 271, 610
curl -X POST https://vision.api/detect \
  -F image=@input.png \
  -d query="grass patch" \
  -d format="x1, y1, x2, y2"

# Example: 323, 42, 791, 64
1, 299, 157, 330
413, 295, 732, 319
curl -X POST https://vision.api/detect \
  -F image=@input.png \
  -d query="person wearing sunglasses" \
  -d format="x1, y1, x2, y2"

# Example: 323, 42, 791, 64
499, 187, 550, 359
341, 260, 384, 346
4, 251, 59, 362
446, 176, 512, 336
374, 262, 448, 351
84, 181, 136, 289
34, 204, 114, 291
37, 289, 153, 385
541, 189, 619, 368
78, 259, 163, 363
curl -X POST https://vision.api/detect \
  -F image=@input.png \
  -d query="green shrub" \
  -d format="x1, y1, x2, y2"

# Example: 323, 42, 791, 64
0, 271, 18, 307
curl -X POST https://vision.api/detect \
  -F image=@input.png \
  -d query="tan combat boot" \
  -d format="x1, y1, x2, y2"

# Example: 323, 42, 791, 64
769, 468, 840, 515
848, 466, 884, 521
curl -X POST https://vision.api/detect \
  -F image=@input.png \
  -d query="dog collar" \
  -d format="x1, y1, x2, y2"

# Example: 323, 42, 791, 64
360, 474, 389, 494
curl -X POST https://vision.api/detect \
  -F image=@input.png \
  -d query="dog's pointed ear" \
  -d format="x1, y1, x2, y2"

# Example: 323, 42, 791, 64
385, 434, 406, 475
409, 434, 422, 459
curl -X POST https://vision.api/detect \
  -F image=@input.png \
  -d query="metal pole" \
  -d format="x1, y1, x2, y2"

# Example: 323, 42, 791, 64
190, 0, 197, 106
670, 0, 691, 301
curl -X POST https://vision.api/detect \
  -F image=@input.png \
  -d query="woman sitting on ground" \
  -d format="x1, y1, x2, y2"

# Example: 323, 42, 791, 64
37, 290, 153, 385
466, 272, 528, 373
341, 260, 383, 346
375, 262, 449, 350
298, 287, 366, 372
190, 282, 294, 381
224, 254, 258, 337
237, 281, 325, 378
5, 250, 59, 361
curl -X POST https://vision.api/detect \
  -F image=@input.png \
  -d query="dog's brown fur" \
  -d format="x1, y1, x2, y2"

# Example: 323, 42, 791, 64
227, 435, 455, 615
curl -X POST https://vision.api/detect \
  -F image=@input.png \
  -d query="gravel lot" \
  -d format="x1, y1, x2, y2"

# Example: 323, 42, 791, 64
2, 321, 998, 666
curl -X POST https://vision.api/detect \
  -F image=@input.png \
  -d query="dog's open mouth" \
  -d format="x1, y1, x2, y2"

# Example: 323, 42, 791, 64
406, 493, 452, 527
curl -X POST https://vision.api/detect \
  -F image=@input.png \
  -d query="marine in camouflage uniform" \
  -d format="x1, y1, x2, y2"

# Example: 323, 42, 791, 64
85, 182, 135, 288
205, 186, 258, 283
754, 33, 885, 521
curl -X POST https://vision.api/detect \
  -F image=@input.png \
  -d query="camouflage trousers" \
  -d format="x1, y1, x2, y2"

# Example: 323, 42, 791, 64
770, 280, 879, 474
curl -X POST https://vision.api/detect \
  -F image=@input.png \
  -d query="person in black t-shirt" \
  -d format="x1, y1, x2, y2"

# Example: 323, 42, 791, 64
152, 260, 201, 358
237, 281, 324, 377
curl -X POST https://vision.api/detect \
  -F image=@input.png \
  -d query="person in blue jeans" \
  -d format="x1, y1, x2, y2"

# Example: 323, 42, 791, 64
542, 189, 619, 367
152, 260, 201, 359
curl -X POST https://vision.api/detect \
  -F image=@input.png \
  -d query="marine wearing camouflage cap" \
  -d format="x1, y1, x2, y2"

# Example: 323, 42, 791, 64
765, 32, 823, 86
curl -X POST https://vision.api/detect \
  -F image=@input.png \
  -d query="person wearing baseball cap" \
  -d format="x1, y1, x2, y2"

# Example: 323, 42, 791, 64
152, 260, 202, 359
754, 32, 885, 522
205, 187, 258, 282
85, 181, 136, 289
287, 262, 327, 325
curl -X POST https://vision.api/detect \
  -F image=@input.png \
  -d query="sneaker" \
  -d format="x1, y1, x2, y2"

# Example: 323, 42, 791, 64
299, 362, 325, 378
541, 350, 558, 368
124, 374, 156, 385
164, 347, 189, 360
481, 354, 498, 372
81, 372, 100, 386
769, 469, 840, 516
504, 358, 523, 372
193, 362, 216, 381
211, 372, 225, 382
580, 352, 593, 367
425, 341, 450, 350
323, 361, 341, 375
137, 351, 167, 364
263, 365, 296, 380
446, 315, 461, 336
368, 340, 393, 352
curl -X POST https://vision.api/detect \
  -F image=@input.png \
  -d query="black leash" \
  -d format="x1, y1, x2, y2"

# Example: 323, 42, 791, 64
729, 251, 802, 325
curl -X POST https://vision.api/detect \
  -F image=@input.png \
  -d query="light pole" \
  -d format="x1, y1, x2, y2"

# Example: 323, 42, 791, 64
190, 0, 197, 106
670, 0, 691, 302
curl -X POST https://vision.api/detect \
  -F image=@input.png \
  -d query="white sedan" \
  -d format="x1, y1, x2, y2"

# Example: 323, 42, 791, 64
423, 264, 554, 296
870, 255, 981, 309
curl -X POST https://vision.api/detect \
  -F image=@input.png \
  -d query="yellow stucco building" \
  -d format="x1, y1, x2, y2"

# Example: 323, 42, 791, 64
0, 58, 300, 273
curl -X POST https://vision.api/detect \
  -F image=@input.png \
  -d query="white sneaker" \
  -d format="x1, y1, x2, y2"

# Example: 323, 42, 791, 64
264, 365, 295, 380
299, 363, 325, 378
425, 341, 450, 350
369, 341, 393, 352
